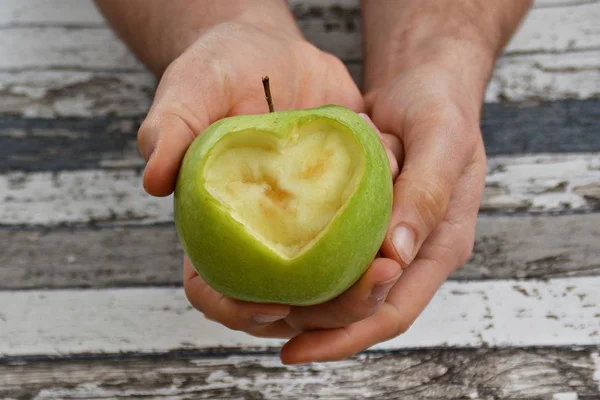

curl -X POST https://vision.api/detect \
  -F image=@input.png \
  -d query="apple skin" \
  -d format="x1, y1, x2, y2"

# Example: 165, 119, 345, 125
174, 105, 392, 306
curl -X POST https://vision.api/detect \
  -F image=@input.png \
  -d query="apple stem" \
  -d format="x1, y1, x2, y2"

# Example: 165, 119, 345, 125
262, 76, 275, 113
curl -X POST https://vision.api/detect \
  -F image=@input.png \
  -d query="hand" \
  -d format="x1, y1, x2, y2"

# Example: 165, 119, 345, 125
278, 62, 488, 364
129, 9, 408, 363
268, 0, 532, 364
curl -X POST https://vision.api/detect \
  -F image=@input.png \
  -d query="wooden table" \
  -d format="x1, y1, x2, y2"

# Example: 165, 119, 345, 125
1, 0, 599, 398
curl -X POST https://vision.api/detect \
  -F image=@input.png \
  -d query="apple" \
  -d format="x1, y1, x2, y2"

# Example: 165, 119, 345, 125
174, 80, 392, 306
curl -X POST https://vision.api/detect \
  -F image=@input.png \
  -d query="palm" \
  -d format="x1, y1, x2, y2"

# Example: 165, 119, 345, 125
368, 66, 487, 272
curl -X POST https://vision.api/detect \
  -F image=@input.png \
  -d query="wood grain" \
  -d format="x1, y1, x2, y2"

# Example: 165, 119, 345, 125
2, 51, 598, 117
2, 213, 600, 289
2, 153, 599, 226
0, 100, 598, 172
0, 71, 154, 118
2, 278, 599, 357
1, 349, 599, 399
2, 1, 599, 61
0, 1, 599, 118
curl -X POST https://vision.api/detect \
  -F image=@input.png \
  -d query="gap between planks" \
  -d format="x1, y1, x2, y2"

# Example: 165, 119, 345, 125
0, 276, 599, 357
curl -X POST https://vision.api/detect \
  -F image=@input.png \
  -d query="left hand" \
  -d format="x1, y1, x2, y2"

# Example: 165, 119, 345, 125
278, 61, 488, 365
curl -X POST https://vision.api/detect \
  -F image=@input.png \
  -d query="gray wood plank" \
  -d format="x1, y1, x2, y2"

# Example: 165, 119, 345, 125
1, 100, 598, 173
1, 348, 599, 399
2, 213, 599, 289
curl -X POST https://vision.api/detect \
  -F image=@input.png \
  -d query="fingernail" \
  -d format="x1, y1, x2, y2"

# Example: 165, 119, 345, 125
392, 225, 415, 264
370, 271, 403, 302
252, 314, 286, 325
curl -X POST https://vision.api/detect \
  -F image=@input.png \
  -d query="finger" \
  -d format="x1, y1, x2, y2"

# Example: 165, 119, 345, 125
285, 258, 403, 331
280, 145, 487, 364
183, 258, 296, 336
280, 254, 450, 365
138, 56, 229, 196
380, 116, 478, 265
359, 113, 402, 179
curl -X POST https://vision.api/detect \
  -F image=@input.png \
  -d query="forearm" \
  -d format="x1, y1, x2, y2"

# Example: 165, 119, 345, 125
95, 0, 300, 76
361, 0, 532, 98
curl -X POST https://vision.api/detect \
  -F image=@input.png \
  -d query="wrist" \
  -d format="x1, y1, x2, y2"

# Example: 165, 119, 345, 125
364, 25, 496, 103
97, 0, 300, 76
362, 0, 532, 102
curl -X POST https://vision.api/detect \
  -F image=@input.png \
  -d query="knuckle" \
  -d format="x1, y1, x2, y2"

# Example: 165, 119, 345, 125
335, 296, 381, 325
400, 177, 449, 232
392, 318, 413, 339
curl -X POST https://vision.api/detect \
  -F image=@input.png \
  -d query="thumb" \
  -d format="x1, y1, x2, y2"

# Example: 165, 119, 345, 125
380, 120, 475, 266
137, 59, 228, 197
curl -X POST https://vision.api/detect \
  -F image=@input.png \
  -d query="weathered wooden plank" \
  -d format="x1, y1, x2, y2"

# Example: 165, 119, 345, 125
0, 169, 169, 225
481, 100, 600, 156
1, 100, 598, 173
0, 27, 141, 71
1, 17, 598, 72
2, 1, 599, 60
1, 349, 599, 399
1, 153, 599, 226
293, 0, 600, 59
460, 214, 600, 280
1, 213, 599, 289
486, 51, 600, 103
0, 1, 598, 118
0, 0, 104, 26
483, 153, 600, 213
1, 277, 599, 357
0, 71, 154, 118
0, 117, 145, 172
0, 224, 182, 289
1, 51, 598, 118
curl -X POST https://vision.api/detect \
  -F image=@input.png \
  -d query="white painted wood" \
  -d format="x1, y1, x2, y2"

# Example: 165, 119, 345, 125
0, 0, 103, 26
505, 1, 600, 54
2, 51, 596, 117
0, 0, 597, 117
0, 28, 141, 71
0, 277, 598, 357
1, 153, 599, 225
0, 70, 154, 117
2, 3, 598, 70
485, 50, 600, 102
483, 153, 600, 212
0, 169, 169, 225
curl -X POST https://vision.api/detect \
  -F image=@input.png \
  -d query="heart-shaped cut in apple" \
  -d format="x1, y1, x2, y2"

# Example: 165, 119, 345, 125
174, 105, 392, 305
203, 118, 364, 260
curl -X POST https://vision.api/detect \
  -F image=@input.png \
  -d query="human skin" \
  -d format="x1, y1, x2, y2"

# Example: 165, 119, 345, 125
95, 0, 532, 364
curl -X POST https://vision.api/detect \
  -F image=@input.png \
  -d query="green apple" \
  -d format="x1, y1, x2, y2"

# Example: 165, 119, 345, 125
174, 104, 392, 306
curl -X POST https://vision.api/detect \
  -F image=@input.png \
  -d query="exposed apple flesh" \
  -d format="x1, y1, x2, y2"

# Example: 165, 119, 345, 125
203, 119, 364, 259
174, 105, 392, 306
